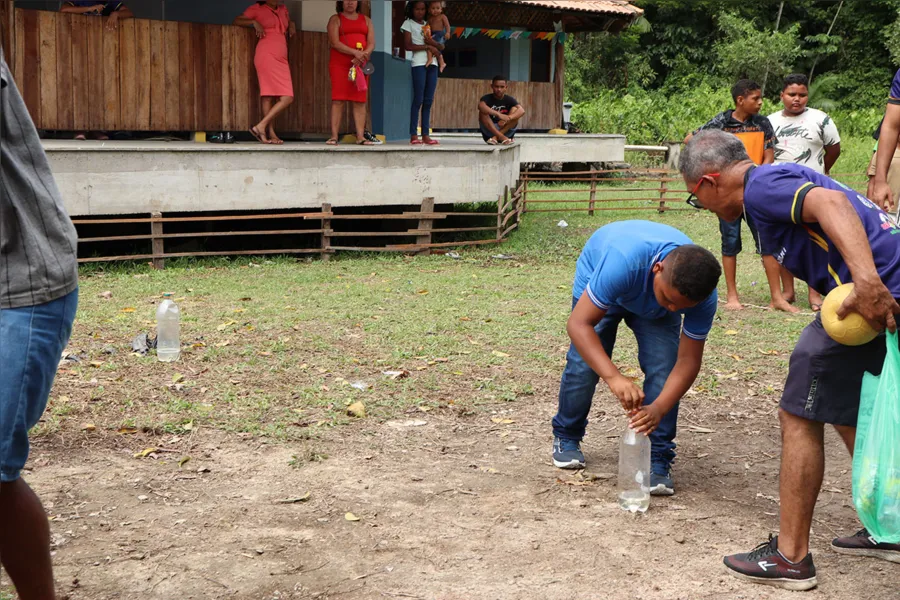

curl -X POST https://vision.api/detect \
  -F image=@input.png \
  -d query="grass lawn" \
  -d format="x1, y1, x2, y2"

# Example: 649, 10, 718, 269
50, 199, 811, 445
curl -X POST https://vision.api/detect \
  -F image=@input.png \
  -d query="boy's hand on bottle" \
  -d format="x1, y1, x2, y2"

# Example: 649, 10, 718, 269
629, 404, 662, 435
607, 374, 644, 413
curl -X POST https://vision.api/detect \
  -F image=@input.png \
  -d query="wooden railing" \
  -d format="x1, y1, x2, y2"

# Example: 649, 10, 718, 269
432, 78, 562, 131
72, 186, 524, 266
2, 8, 356, 135
520, 170, 870, 214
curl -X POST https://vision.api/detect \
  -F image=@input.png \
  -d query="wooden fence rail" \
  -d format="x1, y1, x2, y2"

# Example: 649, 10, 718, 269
72, 185, 524, 267
520, 170, 870, 214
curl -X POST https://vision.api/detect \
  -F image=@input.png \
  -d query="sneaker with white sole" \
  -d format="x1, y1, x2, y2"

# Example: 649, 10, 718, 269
723, 535, 817, 591
552, 437, 585, 469
649, 465, 675, 496
831, 528, 900, 563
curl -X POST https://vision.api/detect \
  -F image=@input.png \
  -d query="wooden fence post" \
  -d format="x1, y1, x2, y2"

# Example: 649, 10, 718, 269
321, 203, 332, 262
150, 211, 165, 270
416, 197, 435, 255
588, 174, 597, 216
498, 185, 509, 241
522, 168, 529, 213
658, 177, 668, 213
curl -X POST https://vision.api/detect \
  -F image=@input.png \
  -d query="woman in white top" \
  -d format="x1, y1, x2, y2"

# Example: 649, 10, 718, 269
401, 1, 443, 145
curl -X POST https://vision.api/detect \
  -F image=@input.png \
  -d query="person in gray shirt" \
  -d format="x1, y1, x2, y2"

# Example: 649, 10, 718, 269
1, 50, 78, 600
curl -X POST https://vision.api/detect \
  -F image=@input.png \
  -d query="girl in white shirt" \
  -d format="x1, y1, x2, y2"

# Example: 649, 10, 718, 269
401, 1, 442, 145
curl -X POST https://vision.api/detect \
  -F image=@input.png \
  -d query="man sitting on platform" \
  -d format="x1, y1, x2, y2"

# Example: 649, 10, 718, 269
478, 76, 525, 146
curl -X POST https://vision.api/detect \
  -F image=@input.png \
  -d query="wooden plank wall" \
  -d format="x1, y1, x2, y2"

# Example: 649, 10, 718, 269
9, 9, 356, 135
431, 78, 562, 131
0, 1, 13, 65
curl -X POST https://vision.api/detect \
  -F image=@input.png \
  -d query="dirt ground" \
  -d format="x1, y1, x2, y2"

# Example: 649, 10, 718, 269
19, 378, 897, 600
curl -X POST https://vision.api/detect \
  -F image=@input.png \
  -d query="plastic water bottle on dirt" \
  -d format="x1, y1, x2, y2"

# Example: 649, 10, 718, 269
618, 426, 651, 513
156, 293, 180, 362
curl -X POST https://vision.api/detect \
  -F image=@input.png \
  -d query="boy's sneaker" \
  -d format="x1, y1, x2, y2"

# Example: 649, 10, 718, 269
723, 535, 817, 591
649, 465, 675, 496
831, 528, 900, 563
552, 437, 584, 469
363, 130, 383, 145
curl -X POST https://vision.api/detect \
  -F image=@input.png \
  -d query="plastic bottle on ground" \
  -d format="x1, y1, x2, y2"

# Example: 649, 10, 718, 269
618, 426, 651, 513
156, 293, 180, 363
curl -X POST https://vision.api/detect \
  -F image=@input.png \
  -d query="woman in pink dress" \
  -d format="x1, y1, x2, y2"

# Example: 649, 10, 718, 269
234, 1, 297, 144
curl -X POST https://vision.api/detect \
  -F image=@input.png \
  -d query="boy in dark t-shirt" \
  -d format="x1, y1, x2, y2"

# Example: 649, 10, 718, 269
685, 79, 797, 314
478, 76, 525, 145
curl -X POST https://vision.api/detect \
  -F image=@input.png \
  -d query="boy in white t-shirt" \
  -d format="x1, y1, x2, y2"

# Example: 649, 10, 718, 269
768, 74, 841, 175
767, 73, 842, 311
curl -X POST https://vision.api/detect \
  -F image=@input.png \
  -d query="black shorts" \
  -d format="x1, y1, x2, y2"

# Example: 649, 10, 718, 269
781, 316, 893, 426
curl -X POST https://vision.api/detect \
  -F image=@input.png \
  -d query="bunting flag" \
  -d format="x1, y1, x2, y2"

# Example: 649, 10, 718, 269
448, 27, 567, 43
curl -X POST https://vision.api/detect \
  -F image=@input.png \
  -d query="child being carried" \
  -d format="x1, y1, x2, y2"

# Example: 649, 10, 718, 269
424, 1, 450, 73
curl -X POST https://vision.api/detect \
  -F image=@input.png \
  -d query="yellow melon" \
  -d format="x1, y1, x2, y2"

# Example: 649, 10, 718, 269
821, 283, 879, 346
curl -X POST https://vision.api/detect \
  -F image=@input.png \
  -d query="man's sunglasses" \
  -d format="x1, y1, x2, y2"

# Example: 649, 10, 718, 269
686, 173, 719, 209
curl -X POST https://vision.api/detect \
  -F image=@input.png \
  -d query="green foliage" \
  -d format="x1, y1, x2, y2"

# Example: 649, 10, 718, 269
713, 12, 801, 83
572, 86, 883, 145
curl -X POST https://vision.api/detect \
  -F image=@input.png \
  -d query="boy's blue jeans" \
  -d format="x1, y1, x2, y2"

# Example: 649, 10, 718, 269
552, 300, 682, 469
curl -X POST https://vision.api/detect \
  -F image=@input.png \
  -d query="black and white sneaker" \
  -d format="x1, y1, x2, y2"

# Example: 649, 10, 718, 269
723, 535, 817, 591
363, 130, 383, 145
552, 437, 585, 469
831, 528, 900, 563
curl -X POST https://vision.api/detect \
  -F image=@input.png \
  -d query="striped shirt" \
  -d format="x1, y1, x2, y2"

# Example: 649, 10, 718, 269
1, 53, 78, 309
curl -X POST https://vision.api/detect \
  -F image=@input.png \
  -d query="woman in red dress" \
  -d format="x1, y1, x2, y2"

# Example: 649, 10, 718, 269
326, 1, 376, 145
234, 1, 297, 144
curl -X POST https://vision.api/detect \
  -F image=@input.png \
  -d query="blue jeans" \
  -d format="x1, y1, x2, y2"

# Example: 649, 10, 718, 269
410, 65, 438, 137
552, 300, 681, 468
0, 289, 78, 482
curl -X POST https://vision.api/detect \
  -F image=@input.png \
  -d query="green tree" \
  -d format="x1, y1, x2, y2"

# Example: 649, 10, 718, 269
713, 12, 801, 84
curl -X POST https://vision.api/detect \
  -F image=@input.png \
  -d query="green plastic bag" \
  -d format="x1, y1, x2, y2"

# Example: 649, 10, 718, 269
852, 331, 900, 544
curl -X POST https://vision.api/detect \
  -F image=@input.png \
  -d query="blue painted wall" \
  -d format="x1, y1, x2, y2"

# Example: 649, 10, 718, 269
370, 52, 412, 141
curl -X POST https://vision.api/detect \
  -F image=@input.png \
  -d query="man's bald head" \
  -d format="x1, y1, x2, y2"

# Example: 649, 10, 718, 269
680, 130, 750, 183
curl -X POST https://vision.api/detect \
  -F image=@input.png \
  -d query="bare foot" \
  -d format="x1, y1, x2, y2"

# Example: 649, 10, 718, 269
770, 299, 801, 313
724, 299, 744, 311
439, 59, 446, 73
783, 293, 796, 304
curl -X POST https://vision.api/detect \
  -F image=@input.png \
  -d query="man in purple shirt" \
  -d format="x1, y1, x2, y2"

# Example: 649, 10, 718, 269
680, 130, 900, 591
869, 68, 900, 216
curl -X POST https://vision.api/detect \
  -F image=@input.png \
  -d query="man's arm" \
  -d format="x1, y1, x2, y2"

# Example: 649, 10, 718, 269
567, 294, 644, 411
508, 104, 525, 120
823, 143, 841, 175
61, 3, 105, 14
630, 336, 704, 434
762, 147, 775, 164
869, 103, 900, 211
801, 187, 900, 331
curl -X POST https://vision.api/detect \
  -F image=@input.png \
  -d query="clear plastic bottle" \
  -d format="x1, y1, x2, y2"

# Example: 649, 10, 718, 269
156, 293, 180, 363
618, 426, 651, 513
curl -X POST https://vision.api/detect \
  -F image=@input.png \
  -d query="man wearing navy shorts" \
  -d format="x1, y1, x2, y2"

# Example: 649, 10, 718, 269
551, 221, 721, 496
1, 52, 79, 599
681, 130, 900, 591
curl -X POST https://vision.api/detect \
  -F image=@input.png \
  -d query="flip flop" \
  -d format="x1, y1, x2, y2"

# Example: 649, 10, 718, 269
486, 138, 499, 146
501, 138, 514, 145
424, 139, 440, 146
410, 139, 424, 146
357, 139, 375, 146
249, 127, 267, 144
810, 303, 822, 313
326, 138, 338, 145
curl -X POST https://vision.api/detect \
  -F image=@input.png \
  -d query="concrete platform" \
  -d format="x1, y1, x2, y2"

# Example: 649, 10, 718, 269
43, 140, 520, 216
433, 133, 625, 164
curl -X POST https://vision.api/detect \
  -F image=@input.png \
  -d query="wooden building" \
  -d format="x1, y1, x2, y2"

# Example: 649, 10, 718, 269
0, 1, 641, 141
